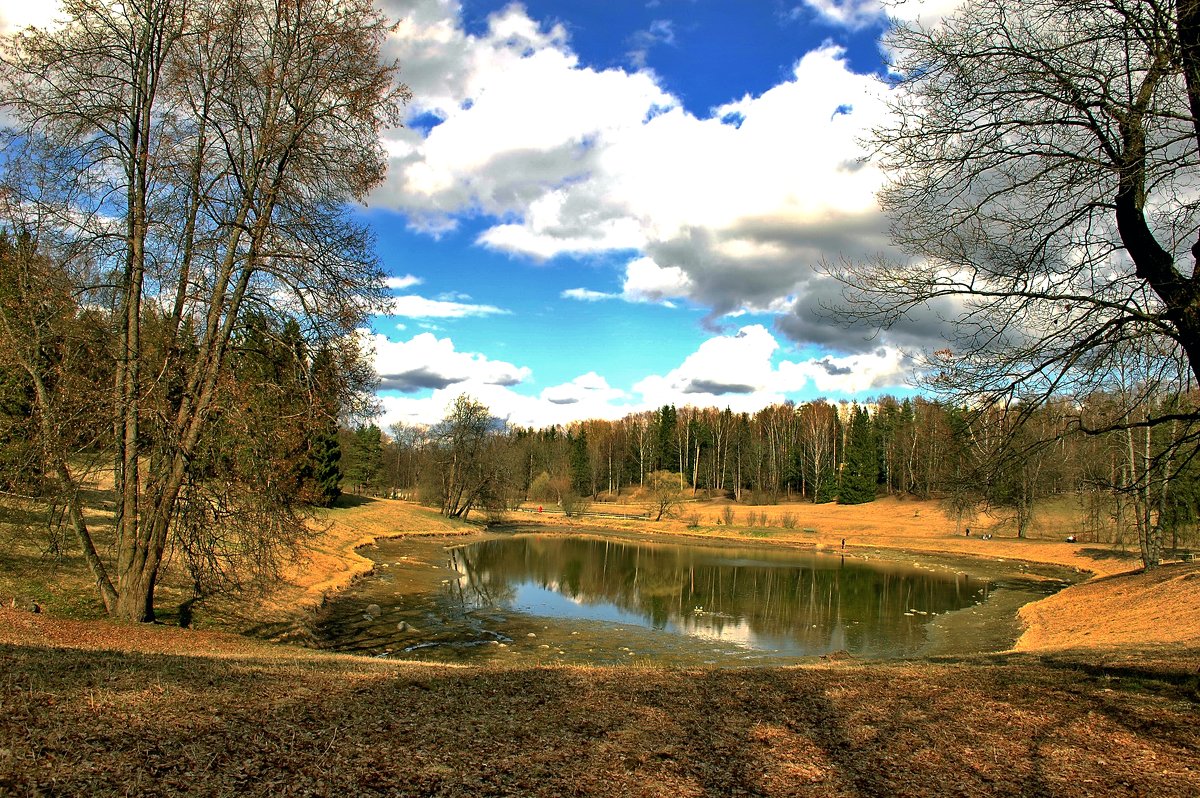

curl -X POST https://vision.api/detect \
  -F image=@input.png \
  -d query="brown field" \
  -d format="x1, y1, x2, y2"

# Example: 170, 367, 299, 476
3, 492, 1199, 796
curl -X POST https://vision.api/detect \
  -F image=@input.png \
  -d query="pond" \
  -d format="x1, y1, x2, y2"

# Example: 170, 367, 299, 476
311, 532, 1071, 666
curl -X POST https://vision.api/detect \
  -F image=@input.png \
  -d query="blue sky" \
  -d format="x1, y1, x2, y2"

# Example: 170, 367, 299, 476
0, 0, 959, 428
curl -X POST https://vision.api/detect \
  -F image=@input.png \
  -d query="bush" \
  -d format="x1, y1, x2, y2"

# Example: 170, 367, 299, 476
528, 471, 556, 503
643, 471, 686, 521
780, 512, 797, 529
721, 505, 735, 526
560, 491, 592, 518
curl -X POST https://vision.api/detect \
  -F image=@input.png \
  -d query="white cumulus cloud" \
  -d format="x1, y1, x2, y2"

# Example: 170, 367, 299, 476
633, 324, 910, 410
385, 274, 423, 290
0, 1, 61, 35
373, 4, 899, 340
791, 0, 885, 30
370, 325, 912, 429
540, 372, 626, 406
367, 331, 530, 392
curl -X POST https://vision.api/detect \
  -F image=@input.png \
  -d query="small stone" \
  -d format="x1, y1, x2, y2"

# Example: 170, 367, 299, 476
365, 604, 382, 617
526, 632, 537, 638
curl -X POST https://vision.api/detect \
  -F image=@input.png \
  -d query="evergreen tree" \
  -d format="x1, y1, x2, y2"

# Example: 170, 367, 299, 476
655, 405, 678, 472
0, 365, 37, 492
839, 405, 877, 505
569, 429, 592, 497
814, 464, 838, 504
307, 424, 343, 507
346, 425, 384, 494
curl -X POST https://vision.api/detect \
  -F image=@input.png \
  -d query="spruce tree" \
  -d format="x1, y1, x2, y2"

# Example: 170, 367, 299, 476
813, 465, 838, 504
346, 425, 384, 494
839, 405, 877, 505
307, 424, 343, 507
569, 429, 592, 497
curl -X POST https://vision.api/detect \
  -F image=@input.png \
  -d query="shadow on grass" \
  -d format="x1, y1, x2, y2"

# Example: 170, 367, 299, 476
333, 493, 377, 509
1034, 650, 1200, 701
4, 642, 1200, 797
1077, 547, 1140, 562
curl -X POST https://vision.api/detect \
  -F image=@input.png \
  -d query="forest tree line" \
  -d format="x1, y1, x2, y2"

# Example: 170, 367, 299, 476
337, 392, 1200, 562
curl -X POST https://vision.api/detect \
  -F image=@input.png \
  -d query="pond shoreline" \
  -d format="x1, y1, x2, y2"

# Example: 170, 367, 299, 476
307, 522, 1081, 666
234, 496, 1189, 658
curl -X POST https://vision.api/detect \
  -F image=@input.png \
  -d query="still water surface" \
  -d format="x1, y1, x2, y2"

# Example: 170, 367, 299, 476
314, 533, 1062, 665
451, 535, 984, 655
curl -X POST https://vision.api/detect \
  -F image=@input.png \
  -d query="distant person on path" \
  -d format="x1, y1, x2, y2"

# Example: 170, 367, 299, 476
965, 527, 971, 536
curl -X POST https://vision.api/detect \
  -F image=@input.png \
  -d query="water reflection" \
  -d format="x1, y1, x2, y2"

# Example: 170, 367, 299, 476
447, 535, 988, 658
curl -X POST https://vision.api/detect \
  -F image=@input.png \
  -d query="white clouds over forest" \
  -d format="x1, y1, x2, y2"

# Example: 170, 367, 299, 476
363, 0, 929, 427
374, 0, 896, 343
373, 324, 910, 428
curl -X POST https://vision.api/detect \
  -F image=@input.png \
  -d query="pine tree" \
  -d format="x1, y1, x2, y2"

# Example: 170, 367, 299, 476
346, 425, 384, 494
307, 424, 343, 507
839, 405, 877, 505
569, 429, 592, 497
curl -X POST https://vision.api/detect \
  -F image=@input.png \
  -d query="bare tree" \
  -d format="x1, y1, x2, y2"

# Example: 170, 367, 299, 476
0, 0, 407, 620
844, 0, 1200, 408
434, 395, 509, 519
643, 470, 685, 521
839, 0, 1200, 566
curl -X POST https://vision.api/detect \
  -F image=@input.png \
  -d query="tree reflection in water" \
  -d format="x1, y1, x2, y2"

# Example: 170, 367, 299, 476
448, 535, 989, 658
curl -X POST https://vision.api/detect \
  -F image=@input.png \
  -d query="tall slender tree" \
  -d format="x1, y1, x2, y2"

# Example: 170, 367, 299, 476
839, 405, 877, 505
0, 0, 406, 620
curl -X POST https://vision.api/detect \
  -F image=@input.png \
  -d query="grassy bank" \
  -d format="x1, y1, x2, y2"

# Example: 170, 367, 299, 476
3, 606, 1198, 797
3, 493, 1199, 796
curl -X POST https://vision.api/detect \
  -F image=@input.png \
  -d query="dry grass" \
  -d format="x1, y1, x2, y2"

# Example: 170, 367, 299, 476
2, 606, 1198, 797
243, 497, 478, 632
0, 492, 474, 632
1017, 562, 1200, 651
510, 495, 1140, 578
3, 493, 1200, 796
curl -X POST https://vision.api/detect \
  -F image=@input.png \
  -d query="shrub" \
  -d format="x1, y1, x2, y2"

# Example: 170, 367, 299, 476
528, 471, 556, 503
560, 491, 592, 518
